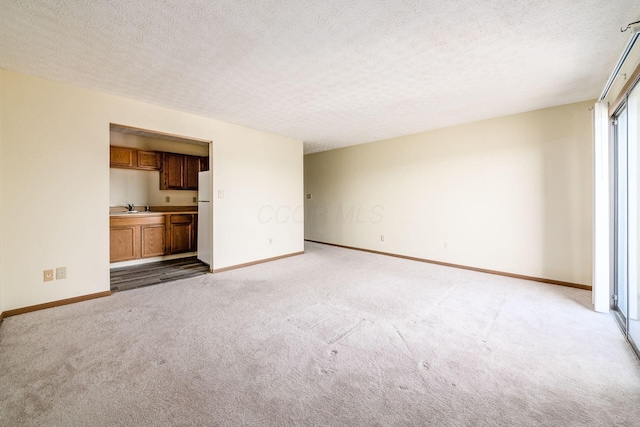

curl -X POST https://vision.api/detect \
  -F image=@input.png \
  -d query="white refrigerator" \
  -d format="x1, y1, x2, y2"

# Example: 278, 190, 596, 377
197, 171, 211, 266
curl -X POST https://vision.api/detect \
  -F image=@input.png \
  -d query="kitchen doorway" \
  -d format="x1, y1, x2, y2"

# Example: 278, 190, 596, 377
108, 124, 213, 291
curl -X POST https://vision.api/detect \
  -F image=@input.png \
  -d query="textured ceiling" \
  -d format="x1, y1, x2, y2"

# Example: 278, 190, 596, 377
1, 1, 639, 153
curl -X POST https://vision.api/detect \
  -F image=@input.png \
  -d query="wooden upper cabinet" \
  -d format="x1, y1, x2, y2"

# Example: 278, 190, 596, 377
137, 150, 161, 170
110, 145, 161, 171
200, 156, 210, 172
161, 153, 204, 190
110, 144, 206, 190
110, 146, 136, 168
161, 153, 185, 190
185, 155, 200, 190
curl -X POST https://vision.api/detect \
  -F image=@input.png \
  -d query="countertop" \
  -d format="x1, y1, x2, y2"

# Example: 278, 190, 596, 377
109, 210, 198, 217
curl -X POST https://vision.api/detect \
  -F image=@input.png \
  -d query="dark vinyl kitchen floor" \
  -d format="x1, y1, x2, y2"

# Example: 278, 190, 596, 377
110, 257, 210, 292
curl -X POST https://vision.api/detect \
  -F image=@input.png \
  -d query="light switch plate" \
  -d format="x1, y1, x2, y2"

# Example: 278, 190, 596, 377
56, 267, 67, 280
218, 190, 224, 198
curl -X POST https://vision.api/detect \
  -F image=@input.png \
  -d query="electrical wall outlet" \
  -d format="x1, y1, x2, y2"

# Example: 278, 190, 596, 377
43, 269, 54, 282
443, 242, 448, 249
165, 196, 171, 203
381, 235, 384, 242
218, 190, 224, 198
269, 238, 273, 244
56, 267, 67, 280
306, 193, 312, 199
193, 196, 197, 202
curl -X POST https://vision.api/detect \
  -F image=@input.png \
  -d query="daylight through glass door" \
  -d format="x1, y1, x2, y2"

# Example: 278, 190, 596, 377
612, 83, 640, 358
627, 84, 640, 356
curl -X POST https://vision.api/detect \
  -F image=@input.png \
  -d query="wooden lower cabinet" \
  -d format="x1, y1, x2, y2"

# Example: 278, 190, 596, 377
110, 225, 139, 262
110, 215, 165, 263
167, 214, 197, 254
110, 213, 197, 263
141, 224, 166, 258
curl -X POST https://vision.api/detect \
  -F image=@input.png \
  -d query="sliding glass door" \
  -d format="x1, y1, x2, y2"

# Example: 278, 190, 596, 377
613, 105, 628, 324
627, 85, 640, 355
612, 83, 640, 357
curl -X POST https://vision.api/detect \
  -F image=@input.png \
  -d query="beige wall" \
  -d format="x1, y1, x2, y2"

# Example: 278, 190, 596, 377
0, 69, 303, 311
110, 169, 199, 207
109, 132, 208, 208
305, 101, 594, 285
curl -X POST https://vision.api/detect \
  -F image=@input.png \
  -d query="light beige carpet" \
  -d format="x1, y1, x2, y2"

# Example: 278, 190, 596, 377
1, 242, 639, 426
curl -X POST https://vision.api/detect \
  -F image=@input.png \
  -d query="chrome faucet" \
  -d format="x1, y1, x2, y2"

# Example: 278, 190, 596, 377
127, 203, 135, 212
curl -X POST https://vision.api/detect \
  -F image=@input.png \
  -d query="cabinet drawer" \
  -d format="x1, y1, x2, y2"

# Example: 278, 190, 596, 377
110, 215, 165, 227
169, 214, 193, 224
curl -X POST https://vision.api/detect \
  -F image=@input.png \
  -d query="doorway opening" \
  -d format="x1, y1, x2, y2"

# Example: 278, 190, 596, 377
108, 124, 213, 291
